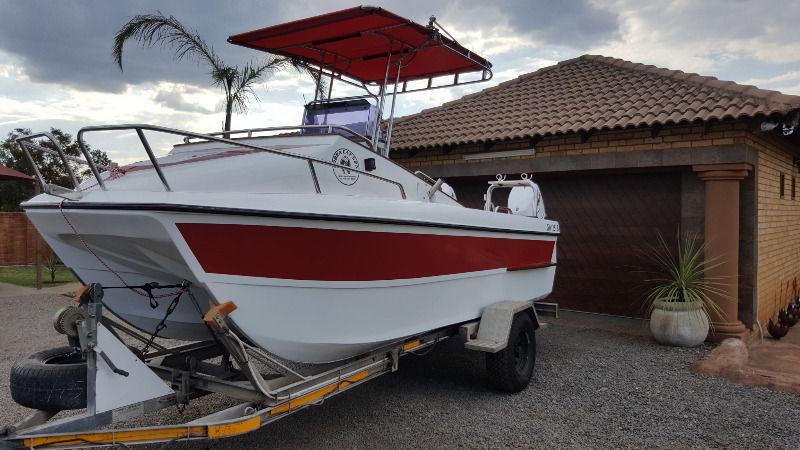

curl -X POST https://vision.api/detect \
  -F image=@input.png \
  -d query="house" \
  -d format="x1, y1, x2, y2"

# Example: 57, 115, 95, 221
389, 55, 800, 340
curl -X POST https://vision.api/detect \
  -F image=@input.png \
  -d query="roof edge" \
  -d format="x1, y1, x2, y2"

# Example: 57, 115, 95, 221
580, 54, 800, 109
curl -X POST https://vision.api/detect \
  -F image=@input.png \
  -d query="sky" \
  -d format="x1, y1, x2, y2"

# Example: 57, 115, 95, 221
0, 0, 798, 163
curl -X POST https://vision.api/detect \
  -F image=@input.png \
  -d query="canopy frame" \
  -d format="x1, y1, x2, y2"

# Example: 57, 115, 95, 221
229, 6, 493, 155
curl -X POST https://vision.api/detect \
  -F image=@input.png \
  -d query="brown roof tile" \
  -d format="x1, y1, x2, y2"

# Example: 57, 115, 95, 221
389, 54, 800, 150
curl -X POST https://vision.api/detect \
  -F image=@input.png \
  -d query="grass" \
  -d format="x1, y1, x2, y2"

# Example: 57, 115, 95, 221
0, 265, 77, 288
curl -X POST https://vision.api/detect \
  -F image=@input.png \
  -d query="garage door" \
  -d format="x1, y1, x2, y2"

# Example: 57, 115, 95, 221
447, 172, 682, 317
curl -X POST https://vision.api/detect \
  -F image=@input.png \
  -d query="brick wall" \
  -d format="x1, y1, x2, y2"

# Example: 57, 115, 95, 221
0, 213, 48, 266
391, 121, 751, 167
750, 134, 800, 324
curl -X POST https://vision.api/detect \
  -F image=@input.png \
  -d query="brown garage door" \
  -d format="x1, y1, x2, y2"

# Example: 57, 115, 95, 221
448, 172, 682, 317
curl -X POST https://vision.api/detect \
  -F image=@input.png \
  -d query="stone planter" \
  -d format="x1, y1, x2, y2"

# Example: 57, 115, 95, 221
649, 300, 709, 347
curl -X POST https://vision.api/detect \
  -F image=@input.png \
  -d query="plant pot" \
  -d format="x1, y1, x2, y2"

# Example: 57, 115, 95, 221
649, 300, 709, 347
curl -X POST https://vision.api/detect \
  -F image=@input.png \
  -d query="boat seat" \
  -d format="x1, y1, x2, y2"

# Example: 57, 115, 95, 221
441, 182, 457, 200
508, 185, 546, 218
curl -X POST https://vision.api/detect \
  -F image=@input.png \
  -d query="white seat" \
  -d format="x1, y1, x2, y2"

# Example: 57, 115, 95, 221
507, 185, 546, 218
441, 182, 457, 200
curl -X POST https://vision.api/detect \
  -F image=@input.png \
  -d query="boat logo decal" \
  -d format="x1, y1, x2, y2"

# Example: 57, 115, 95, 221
331, 148, 360, 186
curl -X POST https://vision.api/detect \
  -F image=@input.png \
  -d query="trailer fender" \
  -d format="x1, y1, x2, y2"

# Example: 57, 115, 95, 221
463, 300, 538, 353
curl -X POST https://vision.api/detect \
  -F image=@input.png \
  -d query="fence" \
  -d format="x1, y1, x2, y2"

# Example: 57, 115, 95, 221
0, 212, 50, 266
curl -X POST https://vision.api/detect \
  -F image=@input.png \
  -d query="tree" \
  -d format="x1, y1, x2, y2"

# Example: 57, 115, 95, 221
0, 128, 110, 211
113, 12, 325, 133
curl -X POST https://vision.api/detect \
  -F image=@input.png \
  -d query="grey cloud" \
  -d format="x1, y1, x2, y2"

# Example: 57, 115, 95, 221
624, 0, 800, 41
0, 0, 296, 92
424, 0, 619, 48
0, 0, 621, 93
3, 0, 795, 96
153, 88, 213, 114
503, 1, 620, 47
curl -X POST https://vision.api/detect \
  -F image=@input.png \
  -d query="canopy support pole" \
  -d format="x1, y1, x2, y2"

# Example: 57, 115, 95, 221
383, 64, 403, 156
371, 49, 393, 152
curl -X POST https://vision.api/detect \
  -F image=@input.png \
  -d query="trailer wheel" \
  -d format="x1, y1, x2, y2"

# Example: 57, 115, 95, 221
10, 346, 87, 410
485, 313, 536, 393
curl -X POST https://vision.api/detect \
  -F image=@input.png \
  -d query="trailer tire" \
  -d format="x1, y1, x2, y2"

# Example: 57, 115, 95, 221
485, 312, 536, 393
10, 347, 87, 411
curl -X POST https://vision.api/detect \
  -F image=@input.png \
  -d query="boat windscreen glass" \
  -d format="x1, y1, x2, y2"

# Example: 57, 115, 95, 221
302, 99, 377, 139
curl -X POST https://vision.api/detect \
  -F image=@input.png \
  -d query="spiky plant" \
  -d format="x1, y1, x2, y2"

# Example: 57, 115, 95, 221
112, 12, 326, 132
643, 233, 727, 322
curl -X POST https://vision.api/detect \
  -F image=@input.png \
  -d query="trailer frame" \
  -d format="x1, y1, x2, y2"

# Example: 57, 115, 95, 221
0, 283, 541, 449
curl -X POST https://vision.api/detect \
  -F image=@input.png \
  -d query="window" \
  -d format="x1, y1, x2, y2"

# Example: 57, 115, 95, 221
780, 173, 785, 198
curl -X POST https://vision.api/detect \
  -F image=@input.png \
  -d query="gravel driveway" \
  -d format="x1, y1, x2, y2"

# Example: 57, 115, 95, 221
1, 293, 797, 449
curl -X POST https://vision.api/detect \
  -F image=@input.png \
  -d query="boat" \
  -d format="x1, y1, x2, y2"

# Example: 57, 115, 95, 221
18, 6, 559, 363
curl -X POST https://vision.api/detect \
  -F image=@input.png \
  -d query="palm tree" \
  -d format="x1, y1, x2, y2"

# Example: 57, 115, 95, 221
113, 12, 324, 133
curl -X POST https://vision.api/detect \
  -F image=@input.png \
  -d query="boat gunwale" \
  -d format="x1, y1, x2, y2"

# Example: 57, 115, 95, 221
23, 202, 561, 237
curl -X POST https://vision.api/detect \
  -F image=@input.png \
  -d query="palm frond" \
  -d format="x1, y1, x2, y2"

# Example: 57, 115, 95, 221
113, 12, 222, 72
285, 58, 329, 100
230, 58, 285, 113
211, 67, 237, 100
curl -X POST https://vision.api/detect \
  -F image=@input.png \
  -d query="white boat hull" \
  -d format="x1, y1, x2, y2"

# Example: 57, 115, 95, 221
25, 193, 556, 363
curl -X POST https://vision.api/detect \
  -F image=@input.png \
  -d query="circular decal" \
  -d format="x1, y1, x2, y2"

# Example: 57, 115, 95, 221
331, 148, 360, 186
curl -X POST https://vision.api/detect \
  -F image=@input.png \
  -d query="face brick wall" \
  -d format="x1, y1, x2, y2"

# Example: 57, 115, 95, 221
750, 134, 800, 324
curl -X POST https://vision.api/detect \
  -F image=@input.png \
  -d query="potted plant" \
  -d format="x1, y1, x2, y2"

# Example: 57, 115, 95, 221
642, 234, 725, 347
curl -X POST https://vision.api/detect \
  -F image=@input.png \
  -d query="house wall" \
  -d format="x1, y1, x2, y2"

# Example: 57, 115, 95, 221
0, 212, 48, 266
750, 134, 800, 324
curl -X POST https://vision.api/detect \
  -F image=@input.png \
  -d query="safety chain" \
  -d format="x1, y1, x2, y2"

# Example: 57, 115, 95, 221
141, 287, 186, 355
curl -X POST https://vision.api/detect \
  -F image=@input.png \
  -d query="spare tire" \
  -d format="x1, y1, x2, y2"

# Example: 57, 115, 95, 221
10, 346, 87, 410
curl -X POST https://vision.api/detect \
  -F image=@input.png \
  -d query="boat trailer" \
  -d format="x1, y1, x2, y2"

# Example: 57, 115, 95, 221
0, 283, 542, 449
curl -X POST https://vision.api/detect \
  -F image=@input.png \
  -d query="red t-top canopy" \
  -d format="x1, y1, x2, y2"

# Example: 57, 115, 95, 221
228, 6, 491, 85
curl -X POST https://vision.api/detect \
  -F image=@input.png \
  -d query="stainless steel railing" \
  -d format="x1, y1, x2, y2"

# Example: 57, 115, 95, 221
15, 131, 114, 199
182, 124, 372, 147
72, 124, 405, 198
18, 124, 405, 199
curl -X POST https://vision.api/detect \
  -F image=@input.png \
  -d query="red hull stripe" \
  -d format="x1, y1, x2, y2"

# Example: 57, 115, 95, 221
177, 223, 555, 281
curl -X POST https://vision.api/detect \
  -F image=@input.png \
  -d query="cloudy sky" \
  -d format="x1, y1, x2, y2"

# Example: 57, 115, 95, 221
0, 0, 798, 163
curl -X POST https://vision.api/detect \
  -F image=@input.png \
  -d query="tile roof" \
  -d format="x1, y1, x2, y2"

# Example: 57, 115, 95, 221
389, 54, 800, 151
